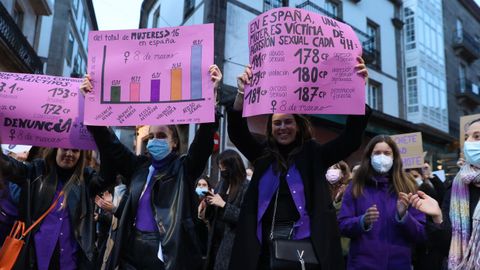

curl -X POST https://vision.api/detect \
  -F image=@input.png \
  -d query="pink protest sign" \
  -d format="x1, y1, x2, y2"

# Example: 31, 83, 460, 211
85, 24, 214, 126
244, 7, 364, 117
0, 72, 96, 150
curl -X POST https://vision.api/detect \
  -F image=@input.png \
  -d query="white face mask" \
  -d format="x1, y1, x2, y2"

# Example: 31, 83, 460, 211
415, 177, 423, 186
371, 154, 393, 173
325, 169, 342, 184
464, 141, 480, 167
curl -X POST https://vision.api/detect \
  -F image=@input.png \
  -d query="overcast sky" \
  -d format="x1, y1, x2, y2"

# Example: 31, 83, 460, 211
92, 0, 480, 31
92, 0, 143, 30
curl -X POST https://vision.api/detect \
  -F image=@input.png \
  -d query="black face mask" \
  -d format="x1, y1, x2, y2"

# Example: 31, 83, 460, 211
220, 170, 230, 180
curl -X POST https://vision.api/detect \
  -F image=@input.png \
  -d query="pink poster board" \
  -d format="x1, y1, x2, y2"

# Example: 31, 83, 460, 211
244, 7, 365, 117
85, 24, 215, 126
0, 72, 96, 150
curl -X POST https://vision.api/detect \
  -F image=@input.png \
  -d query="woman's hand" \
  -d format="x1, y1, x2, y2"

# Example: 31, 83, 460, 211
209, 65, 222, 90
363, 204, 380, 227
236, 65, 252, 94
206, 192, 226, 208
355, 56, 368, 85
95, 195, 114, 213
233, 65, 252, 111
397, 192, 410, 219
409, 191, 443, 224
80, 74, 93, 96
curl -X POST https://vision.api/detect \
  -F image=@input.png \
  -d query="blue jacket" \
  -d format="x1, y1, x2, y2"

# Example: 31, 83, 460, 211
338, 177, 426, 270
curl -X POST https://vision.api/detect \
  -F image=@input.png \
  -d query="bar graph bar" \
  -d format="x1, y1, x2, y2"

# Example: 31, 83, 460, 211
130, 82, 140, 102
151, 79, 160, 102
171, 69, 182, 101
111, 85, 121, 102
190, 45, 202, 99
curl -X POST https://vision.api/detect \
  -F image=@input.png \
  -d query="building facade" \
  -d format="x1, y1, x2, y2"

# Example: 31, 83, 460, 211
443, 0, 480, 137
41, 0, 97, 77
0, 0, 96, 77
139, 0, 459, 178
402, 0, 449, 133
0, 0, 48, 73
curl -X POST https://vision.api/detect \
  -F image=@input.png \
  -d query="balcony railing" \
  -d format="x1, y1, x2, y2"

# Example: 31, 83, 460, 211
452, 30, 480, 63
296, 0, 380, 68
0, 3, 43, 73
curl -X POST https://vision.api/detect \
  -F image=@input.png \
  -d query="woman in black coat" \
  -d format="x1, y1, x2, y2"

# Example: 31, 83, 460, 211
201, 149, 249, 270
81, 65, 222, 270
0, 147, 107, 269
227, 59, 370, 270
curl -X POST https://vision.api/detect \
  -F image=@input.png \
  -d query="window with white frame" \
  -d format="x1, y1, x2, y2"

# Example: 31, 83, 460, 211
456, 18, 463, 39
404, 8, 415, 50
366, 80, 382, 111
407, 66, 418, 112
72, 0, 79, 16
80, 13, 87, 36
264, 0, 285, 11
66, 31, 75, 66
324, 0, 341, 19
459, 64, 466, 92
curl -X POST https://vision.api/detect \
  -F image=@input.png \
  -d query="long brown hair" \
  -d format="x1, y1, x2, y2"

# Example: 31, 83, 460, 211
217, 149, 246, 202
44, 148, 86, 208
352, 135, 416, 198
265, 114, 313, 173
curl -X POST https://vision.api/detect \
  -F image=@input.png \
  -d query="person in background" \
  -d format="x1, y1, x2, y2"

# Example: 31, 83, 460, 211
227, 57, 370, 269
338, 135, 426, 270
409, 118, 480, 270
326, 161, 352, 208
98, 175, 127, 270
422, 162, 446, 205
326, 161, 352, 261
195, 175, 213, 263
408, 166, 444, 270
202, 150, 249, 270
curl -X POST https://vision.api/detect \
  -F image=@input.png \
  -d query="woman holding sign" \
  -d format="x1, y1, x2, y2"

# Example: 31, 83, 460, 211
409, 119, 480, 270
338, 135, 426, 270
81, 65, 222, 270
227, 58, 370, 270
0, 146, 109, 269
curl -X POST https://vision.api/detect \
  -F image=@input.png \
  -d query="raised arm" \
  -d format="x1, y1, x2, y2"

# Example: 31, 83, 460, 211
86, 125, 141, 184
226, 65, 265, 163
0, 152, 30, 186
81, 75, 141, 183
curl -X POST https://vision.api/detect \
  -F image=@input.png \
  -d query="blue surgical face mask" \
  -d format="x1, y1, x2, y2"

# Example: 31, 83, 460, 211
147, 139, 171, 161
371, 154, 393, 173
464, 141, 480, 167
195, 187, 209, 197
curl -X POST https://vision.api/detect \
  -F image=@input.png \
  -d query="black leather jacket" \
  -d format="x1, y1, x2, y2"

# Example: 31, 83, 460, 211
1, 154, 106, 269
88, 121, 217, 270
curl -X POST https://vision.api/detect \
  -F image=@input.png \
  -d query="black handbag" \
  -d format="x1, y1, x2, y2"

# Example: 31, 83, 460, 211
269, 189, 319, 270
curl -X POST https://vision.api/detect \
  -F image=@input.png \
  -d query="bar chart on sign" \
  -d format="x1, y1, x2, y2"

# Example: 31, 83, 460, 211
99, 44, 204, 104
85, 24, 214, 126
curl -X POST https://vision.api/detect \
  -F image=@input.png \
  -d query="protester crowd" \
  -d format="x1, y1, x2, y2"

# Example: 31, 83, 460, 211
0, 59, 479, 270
